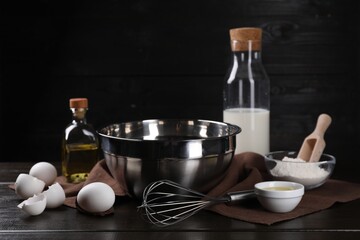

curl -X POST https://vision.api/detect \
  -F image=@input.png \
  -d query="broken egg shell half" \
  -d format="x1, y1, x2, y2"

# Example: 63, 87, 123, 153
43, 182, 66, 208
17, 194, 47, 216
29, 161, 58, 187
15, 173, 45, 199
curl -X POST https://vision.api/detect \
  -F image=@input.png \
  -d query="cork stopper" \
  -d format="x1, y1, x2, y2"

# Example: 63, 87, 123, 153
69, 98, 88, 108
229, 27, 262, 51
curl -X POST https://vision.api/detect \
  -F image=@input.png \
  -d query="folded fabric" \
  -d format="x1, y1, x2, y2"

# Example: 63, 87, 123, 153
12, 152, 360, 225
206, 152, 360, 225
56, 160, 128, 209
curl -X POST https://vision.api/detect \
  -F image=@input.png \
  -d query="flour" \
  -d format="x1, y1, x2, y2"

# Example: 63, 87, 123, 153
269, 156, 330, 187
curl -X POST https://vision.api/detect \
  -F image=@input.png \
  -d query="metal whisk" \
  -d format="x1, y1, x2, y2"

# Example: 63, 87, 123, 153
137, 179, 255, 227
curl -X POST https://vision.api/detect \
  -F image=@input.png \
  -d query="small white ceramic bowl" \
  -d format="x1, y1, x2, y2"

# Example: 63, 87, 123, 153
254, 181, 305, 213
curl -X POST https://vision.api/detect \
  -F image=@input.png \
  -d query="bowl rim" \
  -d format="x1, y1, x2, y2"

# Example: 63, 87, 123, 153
97, 118, 242, 142
254, 180, 305, 198
264, 150, 336, 164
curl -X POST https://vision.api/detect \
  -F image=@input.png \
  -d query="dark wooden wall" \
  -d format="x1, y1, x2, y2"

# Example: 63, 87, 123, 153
1, 0, 359, 179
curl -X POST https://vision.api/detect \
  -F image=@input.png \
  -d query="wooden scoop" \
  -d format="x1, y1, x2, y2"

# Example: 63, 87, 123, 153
297, 113, 332, 162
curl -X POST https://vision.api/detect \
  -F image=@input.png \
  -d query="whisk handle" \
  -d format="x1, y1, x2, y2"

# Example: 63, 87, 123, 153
226, 189, 256, 205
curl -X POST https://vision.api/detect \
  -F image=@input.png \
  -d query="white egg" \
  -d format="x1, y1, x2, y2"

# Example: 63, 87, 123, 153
43, 182, 66, 208
29, 162, 57, 186
76, 182, 115, 213
17, 194, 47, 216
15, 174, 45, 199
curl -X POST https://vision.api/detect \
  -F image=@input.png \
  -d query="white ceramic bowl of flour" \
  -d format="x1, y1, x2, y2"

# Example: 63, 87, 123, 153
264, 151, 336, 190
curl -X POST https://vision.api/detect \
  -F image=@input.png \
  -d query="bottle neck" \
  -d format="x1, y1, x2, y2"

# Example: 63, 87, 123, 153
71, 108, 87, 124
230, 39, 262, 63
232, 50, 262, 63
226, 49, 264, 86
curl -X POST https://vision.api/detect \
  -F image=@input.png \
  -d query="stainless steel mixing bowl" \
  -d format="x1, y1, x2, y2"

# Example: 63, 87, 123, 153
97, 119, 241, 199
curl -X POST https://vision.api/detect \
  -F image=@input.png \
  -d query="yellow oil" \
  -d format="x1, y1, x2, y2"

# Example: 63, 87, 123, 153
263, 187, 294, 191
62, 143, 99, 183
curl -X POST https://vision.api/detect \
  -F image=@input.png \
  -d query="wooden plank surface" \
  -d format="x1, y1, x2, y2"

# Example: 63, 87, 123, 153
1, 160, 360, 239
2, 183, 360, 232
2, 161, 360, 234
2, 182, 360, 240
1, 232, 360, 240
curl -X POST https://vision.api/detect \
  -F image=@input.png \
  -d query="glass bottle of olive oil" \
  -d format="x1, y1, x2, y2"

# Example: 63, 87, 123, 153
61, 98, 99, 183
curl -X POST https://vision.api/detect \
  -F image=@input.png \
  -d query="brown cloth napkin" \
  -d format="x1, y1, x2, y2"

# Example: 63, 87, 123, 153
206, 152, 360, 225
24, 152, 360, 225
56, 160, 128, 208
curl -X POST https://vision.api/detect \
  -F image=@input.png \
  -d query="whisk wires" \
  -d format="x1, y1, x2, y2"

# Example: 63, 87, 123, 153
137, 180, 228, 227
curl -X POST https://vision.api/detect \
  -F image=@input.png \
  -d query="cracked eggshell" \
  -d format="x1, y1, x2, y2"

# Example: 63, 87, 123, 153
17, 194, 47, 216
29, 162, 57, 187
43, 182, 66, 208
15, 174, 45, 199
77, 182, 115, 213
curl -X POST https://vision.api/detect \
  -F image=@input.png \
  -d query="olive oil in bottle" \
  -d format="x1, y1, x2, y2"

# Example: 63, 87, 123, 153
61, 98, 100, 183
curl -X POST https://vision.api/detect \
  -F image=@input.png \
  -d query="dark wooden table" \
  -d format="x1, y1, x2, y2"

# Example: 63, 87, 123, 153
1, 162, 360, 240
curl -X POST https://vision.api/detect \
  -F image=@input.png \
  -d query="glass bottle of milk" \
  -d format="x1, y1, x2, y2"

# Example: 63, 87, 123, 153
223, 27, 270, 155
